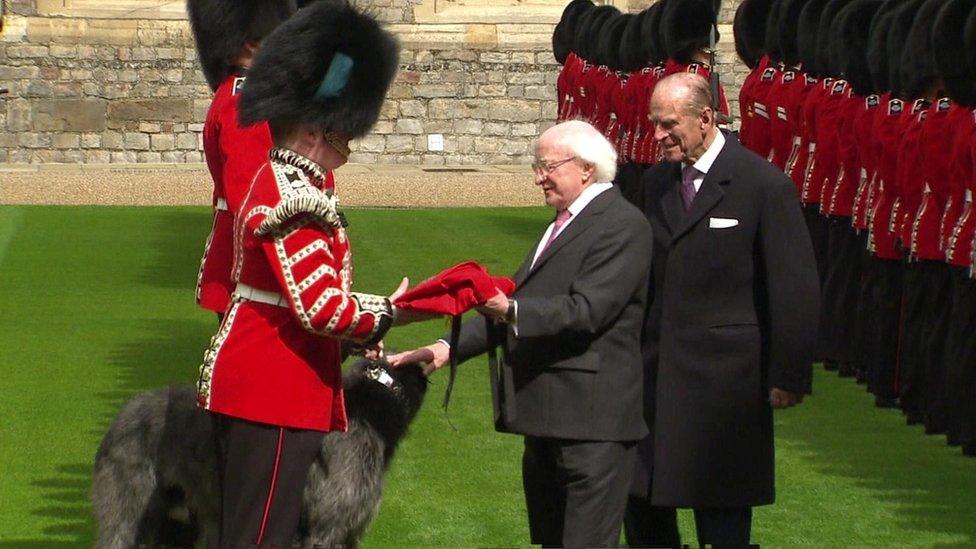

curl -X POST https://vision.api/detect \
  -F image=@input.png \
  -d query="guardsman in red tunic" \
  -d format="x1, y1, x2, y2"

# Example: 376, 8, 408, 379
196, 4, 428, 546
732, 0, 776, 158
187, 0, 298, 318
553, 0, 595, 122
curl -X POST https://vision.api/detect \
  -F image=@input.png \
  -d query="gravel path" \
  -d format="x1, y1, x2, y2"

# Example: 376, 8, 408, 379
0, 164, 543, 208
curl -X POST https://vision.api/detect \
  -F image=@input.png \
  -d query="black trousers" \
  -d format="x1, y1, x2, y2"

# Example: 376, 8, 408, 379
802, 205, 829, 285
898, 260, 947, 419
212, 413, 325, 549
920, 262, 952, 433
693, 507, 753, 548
944, 270, 976, 448
851, 232, 874, 377
866, 257, 903, 399
820, 218, 862, 365
522, 436, 636, 548
623, 494, 680, 548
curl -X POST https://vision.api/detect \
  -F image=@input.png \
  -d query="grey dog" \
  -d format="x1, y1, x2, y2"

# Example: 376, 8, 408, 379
92, 358, 428, 548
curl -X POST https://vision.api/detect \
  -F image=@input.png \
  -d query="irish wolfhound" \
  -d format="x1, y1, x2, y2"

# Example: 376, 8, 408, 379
92, 358, 428, 548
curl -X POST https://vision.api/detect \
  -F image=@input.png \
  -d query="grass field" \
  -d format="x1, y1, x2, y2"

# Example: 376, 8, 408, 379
0, 205, 973, 547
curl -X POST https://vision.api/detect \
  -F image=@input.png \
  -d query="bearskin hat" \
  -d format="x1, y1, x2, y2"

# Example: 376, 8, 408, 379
900, 0, 945, 98
574, 5, 620, 64
187, 0, 297, 92
866, 0, 904, 94
641, 0, 670, 66
886, 0, 924, 98
762, 0, 784, 63
796, 0, 831, 76
238, 0, 400, 138
597, 13, 634, 70
734, 0, 775, 68
934, 0, 976, 106
663, 0, 722, 64
965, 3, 976, 77
829, 0, 883, 94
777, 0, 809, 67
553, 0, 595, 65
816, 0, 853, 78
619, 8, 651, 71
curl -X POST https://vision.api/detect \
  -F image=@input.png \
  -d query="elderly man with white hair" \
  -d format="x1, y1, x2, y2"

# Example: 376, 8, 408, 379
391, 120, 653, 548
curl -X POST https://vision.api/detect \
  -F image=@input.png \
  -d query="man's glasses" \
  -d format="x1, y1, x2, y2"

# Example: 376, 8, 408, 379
532, 156, 577, 175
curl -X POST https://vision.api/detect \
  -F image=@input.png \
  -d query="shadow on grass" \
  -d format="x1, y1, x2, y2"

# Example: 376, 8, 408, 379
135, 208, 214, 290
777, 370, 976, 545
0, 464, 97, 547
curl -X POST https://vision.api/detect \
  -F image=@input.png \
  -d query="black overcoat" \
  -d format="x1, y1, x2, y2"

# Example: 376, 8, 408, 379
634, 135, 819, 508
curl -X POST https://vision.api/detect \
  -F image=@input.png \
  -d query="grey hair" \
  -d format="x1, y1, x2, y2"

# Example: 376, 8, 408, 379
542, 120, 618, 182
655, 72, 714, 117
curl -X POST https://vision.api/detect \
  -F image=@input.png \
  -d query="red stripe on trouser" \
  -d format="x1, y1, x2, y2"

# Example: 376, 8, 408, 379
256, 427, 285, 546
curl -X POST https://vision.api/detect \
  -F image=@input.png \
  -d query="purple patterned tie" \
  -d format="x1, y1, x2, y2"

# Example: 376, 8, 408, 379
681, 165, 699, 211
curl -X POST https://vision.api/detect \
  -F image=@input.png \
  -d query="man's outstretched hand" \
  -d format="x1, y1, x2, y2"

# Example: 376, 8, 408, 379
387, 341, 450, 376
769, 387, 804, 409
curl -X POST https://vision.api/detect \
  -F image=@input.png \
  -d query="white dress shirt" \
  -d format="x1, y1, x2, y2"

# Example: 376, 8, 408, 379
685, 129, 726, 191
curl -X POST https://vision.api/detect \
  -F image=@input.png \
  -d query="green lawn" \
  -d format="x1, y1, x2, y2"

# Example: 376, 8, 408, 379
0, 205, 973, 547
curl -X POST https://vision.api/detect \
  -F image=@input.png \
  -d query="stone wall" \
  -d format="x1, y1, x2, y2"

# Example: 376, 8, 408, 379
0, 0, 746, 165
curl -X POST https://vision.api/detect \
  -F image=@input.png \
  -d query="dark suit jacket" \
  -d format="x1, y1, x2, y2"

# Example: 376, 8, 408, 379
455, 186, 653, 442
634, 134, 819, 507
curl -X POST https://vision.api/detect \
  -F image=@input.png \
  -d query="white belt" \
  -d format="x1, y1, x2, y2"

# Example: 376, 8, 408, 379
216, 198, 229, 211
235, 283, 288, 307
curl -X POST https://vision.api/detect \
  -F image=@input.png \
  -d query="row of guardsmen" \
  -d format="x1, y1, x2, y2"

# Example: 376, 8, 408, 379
552, 0, 730, 199
736, 0, 976, 457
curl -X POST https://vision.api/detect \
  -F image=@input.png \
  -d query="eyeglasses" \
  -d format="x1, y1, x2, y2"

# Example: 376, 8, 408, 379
532, 156, 577, 175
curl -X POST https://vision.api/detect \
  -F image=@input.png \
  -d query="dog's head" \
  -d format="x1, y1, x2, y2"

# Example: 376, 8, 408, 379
343, 357, 429, 436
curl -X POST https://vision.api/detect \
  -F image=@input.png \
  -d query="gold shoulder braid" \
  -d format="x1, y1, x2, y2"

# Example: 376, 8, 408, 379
257, 148, 347, 236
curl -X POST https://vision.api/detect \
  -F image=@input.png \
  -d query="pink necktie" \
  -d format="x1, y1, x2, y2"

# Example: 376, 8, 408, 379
681, 165, 699, 211
541, 209, 572, 253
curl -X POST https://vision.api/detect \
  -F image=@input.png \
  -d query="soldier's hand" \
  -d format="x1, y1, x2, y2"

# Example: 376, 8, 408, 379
769, 387, 803, 409
387, 341, 449, 376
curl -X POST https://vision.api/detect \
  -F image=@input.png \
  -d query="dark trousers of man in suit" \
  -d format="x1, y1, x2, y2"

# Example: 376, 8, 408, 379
522, 437, 636, 547
693, 507, 753, 548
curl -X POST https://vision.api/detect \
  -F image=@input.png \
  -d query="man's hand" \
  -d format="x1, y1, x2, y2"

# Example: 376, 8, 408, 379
363, 340, 384, 361
388, 276, 438, 326
769, 387, 804, 409
475, 289, 509, 322
387, 341, 450, 376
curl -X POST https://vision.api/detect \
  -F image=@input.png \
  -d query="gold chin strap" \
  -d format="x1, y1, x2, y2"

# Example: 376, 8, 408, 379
324, 132, 351, 159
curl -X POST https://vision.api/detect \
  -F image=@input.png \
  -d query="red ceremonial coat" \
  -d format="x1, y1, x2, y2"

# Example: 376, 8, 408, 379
739, 58, 776, 158
892, 99, 930, 251
197, 147, 394, 431
768, 69, 802, 171
810, 80, 849, 214
786, 74, 819, 193
196, 73, 274, 314
911, 98, 953, 261
946, 107, 976, 269
868, 96, 907, 260
798, 78, 834, 205
852, 94, 882, 231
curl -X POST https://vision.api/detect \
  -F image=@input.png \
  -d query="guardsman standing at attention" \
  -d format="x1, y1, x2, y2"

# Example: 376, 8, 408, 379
187, 0, 305, 320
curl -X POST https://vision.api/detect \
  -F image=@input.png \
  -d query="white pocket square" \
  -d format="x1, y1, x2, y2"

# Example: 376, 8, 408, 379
709, 217, 739, 229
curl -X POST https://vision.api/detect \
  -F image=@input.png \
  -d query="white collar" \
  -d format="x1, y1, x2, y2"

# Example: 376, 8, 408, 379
689, 129, 725, 176
567, 181, 613, 217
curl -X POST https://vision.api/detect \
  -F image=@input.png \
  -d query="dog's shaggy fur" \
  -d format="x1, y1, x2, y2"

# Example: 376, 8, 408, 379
92, 359, 428, 548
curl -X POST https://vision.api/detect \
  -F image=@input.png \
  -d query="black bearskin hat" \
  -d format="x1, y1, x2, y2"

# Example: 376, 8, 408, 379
553, 0, 595, 65
934, 0, 976, 106
866, 0, 902, 94
641, 0, 670, 66
619, 8, 651, 71
735, 0, 775, 68
829, 0, 883, 95
777, 0, 808, 66
965, 3, 976, 78
597, 13, 634, 70
663, 0, 722, 64
238, 0, 400, 138
796, 0, 831, 76
187, 0, 297, 92
763, 0, 784, 63
886, 0, 923, 98
900, 0, 945, 98
816, 0, 853, 77
574, 5, 620, 64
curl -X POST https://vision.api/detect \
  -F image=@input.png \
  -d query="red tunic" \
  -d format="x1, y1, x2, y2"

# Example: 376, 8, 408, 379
197, 148, 394, 431
196, 74, 274, 314
810, 80, 849, 214
946, 107, 976, 269
911, 98, 952, 261
785, 74, 819, 194
852, 94, 882, 231
739, 59, 776, 158
798, 78, 834, 204
892, 99, 931, 252
868, 97, 906, 260
768, 69, 803, 171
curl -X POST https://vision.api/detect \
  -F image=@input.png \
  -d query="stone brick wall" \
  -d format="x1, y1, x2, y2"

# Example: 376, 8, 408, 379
0, 0, 746, 165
